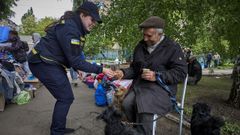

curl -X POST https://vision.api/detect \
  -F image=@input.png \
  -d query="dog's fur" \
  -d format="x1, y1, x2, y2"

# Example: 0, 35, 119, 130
97, 106, 140, 135
113, 87, 129, 111
191, 103, 225, 135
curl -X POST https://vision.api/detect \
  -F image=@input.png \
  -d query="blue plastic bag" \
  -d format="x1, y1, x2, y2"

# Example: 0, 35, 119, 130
0, 26, 10, 43
94, 83, 107, 106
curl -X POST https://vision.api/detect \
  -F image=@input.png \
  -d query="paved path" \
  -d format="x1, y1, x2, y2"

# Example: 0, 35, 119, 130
202, 68, 233, 76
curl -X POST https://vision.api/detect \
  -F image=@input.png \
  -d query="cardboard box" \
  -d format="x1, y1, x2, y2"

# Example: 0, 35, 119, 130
0, 93, 5, 112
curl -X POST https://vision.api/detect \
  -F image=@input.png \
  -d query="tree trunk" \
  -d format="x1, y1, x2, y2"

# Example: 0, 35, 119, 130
227, 58, 240, 108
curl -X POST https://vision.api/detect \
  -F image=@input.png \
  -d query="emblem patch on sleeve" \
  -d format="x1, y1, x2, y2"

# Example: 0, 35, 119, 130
71, 39, 80, 45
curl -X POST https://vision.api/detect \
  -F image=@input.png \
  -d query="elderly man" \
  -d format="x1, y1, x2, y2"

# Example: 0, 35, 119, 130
115, 16, 187, 135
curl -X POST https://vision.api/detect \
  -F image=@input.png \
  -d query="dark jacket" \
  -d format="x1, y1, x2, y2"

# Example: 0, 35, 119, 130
28, 14, 102, 74
122, 36, 187, 115
5, 37, 27, 63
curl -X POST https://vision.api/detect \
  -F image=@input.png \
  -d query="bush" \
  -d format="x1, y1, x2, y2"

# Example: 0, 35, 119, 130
222, 122, 240, 135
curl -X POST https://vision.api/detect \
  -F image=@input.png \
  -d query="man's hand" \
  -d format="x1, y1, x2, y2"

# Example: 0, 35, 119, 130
141, 69, 156, 81
102, 68, 115, 78
114, 70, 124, 80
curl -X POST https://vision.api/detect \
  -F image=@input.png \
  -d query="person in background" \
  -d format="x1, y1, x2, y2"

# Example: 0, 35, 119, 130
206, 52, 213, 68
32, 33, 41, 48
2, 30, 31, 76
213, 52, 220, 67
114, 16, 187, 135
70, 52, 85, 86
27, 2, 114, 135
187, 55, 202, 85
183, 47, 192, 61
5, 31, 28, 62
25, 32, 41, 80
70, 68, 79, 86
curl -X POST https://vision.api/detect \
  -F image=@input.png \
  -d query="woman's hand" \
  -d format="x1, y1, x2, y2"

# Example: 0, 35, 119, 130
102, 68, 115, 78
114, 70, 124, 80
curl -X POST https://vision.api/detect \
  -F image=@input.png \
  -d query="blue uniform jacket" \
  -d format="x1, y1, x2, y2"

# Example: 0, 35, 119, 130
28, 14, 102, 74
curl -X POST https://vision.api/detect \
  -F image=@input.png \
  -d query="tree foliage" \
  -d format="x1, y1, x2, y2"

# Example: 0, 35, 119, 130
20, 7, 36, 35
74, 0, 240, 60
34, 17, 57, 36
0, 0, 18, 19
73, 0, 85, 10
20, 7, 56, 35
21, 15, 37, 35
21, 7, 35, 22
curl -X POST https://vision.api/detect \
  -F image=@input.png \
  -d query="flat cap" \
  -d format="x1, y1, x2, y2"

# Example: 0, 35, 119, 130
139, 16, 165, 29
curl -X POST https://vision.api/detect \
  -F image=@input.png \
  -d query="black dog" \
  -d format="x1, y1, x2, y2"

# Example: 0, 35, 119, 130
191, 103, 225, 135
97, 106, 141, 135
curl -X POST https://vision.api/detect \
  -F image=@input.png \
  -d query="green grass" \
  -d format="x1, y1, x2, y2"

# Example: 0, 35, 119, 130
177, 76, 232, 105
177, 76, 240, 135
222, 122, 240, 135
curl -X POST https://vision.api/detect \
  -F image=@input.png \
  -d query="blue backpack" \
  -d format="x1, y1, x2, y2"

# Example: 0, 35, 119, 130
94, 83, 107, 106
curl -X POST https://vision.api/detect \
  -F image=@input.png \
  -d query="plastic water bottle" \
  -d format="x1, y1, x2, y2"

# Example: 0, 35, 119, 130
106, 90, 114, 105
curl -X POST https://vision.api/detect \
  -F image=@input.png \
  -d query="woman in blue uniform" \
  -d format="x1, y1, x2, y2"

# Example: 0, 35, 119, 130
28, 2, 114, 135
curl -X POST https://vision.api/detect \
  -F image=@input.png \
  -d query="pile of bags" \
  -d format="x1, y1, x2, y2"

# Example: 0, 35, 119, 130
93, 73, 132, 108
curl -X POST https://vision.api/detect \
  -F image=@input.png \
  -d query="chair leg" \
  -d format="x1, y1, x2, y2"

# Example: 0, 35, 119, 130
179, 74, 188, 135
152, 114, 158, 135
